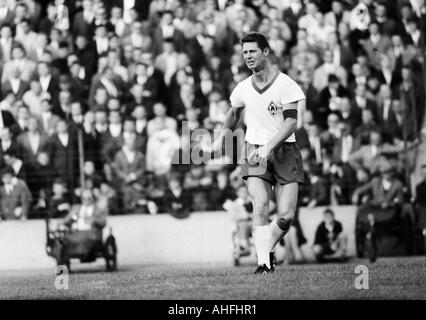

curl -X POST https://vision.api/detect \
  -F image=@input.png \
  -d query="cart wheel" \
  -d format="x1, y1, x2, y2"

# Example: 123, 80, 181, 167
366, 229, 378, 263
104, 235, 117, 272
233, 256, 240, 267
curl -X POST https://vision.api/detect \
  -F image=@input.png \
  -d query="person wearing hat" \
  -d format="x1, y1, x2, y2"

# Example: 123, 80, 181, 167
352, 161, 403, 209
0, 166, 32, 220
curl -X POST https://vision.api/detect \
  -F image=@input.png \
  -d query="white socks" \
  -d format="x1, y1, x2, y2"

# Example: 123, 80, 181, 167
253, 225, 271, 268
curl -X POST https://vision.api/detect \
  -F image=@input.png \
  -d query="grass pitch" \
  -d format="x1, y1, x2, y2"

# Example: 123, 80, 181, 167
0, 257, 425, 299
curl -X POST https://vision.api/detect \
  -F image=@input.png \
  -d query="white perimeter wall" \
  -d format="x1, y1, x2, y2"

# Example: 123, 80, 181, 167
0, 206, 357, 271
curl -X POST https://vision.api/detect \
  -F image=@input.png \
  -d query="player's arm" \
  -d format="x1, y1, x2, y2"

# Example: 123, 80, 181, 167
212, 106, 244, 151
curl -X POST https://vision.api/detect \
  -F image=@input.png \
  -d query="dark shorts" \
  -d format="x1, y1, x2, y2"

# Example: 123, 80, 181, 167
240, 141, 304, 185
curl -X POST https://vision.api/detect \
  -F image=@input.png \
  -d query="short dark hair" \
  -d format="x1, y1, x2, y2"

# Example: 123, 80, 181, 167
240, 32, 270, 51
324, 208, 335, 216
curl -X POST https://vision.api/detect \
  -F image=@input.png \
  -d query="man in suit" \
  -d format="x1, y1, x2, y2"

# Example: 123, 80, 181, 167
0, 24, 17, 63
339, 96, 362, 133
113, 130, 145, 214
1, 68, 30, 100
3, 148, 24, 179
333, 122, 357, 164
38, 94, 61, 136
348, 130, 403, 175
283, 0, 305, 43
151, 10, 186, 56
16, 116, 52, 198
64, 189, 107, 232
36, 61, 60, 101
351, 82, 377, 115
72, 0, 95, 38
131, 59, 167, 109
352, 162, 403, 208
75, 35, 98, 84
51, 119, 79, 195
312, 49, 347, 92
317, 74, 349, 128
88, 67, 124, 107
0, 167, 32, 220
312, 208, 347, 262
361, 21, 391, 67
1, 44, 37, 83
326, 31, 355, 71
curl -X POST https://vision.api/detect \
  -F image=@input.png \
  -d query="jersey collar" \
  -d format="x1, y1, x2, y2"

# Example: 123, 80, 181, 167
251, 70, 280, 94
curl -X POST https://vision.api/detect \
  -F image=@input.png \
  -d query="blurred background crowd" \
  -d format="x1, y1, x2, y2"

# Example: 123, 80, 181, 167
0, 0, 424, 227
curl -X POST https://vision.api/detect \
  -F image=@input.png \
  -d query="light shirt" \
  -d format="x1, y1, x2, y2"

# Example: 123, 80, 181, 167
76, 205, 94, 230
58, 133, 69, 147
383, 100, 391, 121
1, 139, 11, 150
341, 136, 353, 163
382, 179, 392, 191
41, 112, 51, 131
162, 25, 175, 38
123, 0, 135, 23
122, 146, 136, 163
230, 72, 305, 145
0, 6, 8, 20
11, 160, 22, 175
136, 119, 146, 133
39, 75, 51, 92
4, 178, 17, 194
28, 133, 40, 154
10, 78, 20, 94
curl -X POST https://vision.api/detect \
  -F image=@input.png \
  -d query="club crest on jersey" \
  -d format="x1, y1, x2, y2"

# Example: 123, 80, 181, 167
268, 102, 280, 115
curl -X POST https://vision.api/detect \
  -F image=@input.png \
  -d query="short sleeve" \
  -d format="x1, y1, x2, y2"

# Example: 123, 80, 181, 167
229, 83, 245, 108
281, 82, 306, 107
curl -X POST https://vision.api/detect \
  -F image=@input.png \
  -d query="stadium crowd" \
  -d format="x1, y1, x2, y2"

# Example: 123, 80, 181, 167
0, 0, 424, 225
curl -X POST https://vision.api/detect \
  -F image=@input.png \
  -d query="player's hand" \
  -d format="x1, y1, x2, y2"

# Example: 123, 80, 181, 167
248, 145, 271, 164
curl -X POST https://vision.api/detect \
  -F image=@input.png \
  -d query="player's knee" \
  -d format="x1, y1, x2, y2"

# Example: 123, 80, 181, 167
276, 206, 296, 232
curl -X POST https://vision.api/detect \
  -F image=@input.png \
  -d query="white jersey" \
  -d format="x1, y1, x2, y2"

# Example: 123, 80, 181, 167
230, 72, 306, 145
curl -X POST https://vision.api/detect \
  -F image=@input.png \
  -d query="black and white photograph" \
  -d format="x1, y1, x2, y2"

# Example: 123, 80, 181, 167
0, 0, 425, 306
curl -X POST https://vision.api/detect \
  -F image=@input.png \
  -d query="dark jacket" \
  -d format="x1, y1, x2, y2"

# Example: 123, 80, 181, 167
314, 220, 343, 245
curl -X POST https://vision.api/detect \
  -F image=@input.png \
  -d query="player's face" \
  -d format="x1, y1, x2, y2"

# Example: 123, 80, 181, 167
242, 42, 267, 71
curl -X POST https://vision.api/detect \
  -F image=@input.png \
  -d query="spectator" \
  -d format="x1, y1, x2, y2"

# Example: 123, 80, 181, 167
306, 163, 329, 208
2, 44, 37, 83
51, 119, 78, 194
160, 173, 191, 219
39, 94, 61, 136
349, 130, 396, 175
64, 189, 107, 232
313, 49, 347, 92
0, 167, 32, 220
2, 68, 30, 101
352, 161, 404, 209
312, 208, 348, 262
113, 130, 145, 214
